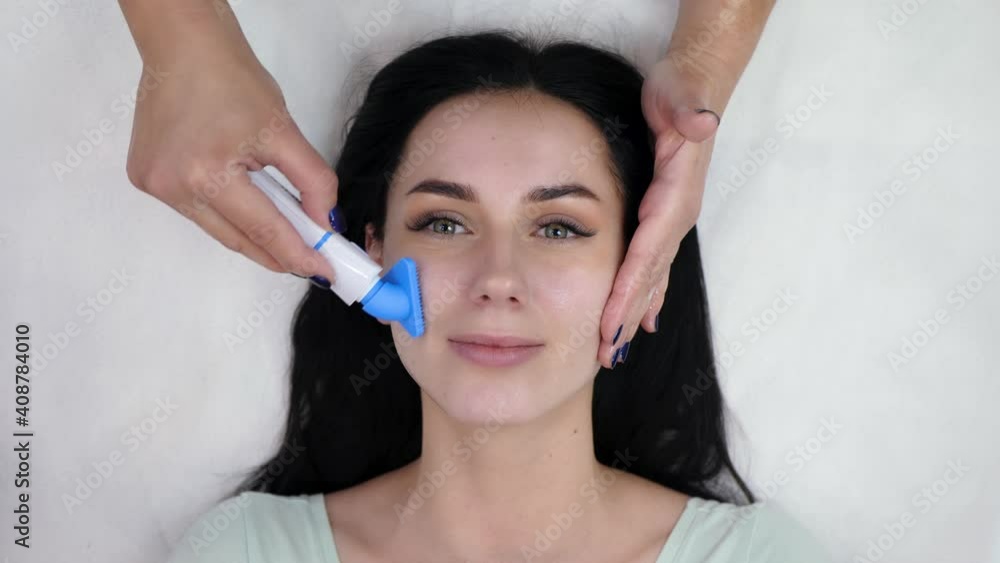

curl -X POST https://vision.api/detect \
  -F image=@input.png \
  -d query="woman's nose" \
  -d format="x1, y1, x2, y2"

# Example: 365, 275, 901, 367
467, 237, 530, 308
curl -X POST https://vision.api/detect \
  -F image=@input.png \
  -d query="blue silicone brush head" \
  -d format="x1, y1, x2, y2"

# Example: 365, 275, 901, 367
359, 257, 425, 337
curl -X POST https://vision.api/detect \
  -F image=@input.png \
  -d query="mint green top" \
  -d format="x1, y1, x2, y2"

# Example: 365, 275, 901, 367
166, 491, 832, 562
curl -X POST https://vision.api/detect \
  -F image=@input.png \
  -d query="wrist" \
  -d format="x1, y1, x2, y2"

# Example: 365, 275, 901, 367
662, 0, 776, 115
123, 0, 253, 68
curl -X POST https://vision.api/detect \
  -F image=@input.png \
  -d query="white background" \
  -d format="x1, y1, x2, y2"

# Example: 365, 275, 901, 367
1, 0, 997, 561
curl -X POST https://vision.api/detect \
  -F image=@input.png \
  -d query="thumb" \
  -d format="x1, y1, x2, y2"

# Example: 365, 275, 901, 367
661, 64, 722, 142
269, 127, 340, 231
673, 106, 720, 143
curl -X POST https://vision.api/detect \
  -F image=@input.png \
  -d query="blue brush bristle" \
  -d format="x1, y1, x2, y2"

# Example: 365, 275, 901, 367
359, 257, 425, 337
393, 257, 424, 337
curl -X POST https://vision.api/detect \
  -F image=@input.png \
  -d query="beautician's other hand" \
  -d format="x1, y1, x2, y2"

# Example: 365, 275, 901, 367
597, 0, 776, 368
598, 56, 718, 369
118, 0, 341, 283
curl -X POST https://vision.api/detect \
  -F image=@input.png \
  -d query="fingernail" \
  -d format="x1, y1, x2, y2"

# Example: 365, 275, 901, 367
621, 341, 631, 362
612, 324, 623, 344
309, 275, 331, 289
654, 316, 659, 332
695, 108, 721, 125
611, 347, 622, 368
328, 206, 347, 233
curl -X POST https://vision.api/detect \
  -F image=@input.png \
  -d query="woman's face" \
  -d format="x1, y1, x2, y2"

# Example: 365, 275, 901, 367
366, 90, 625, 426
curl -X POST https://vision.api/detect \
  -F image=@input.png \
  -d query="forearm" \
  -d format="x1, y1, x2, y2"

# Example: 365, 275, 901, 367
665, 0, 777, 113
117, 0, 251, 65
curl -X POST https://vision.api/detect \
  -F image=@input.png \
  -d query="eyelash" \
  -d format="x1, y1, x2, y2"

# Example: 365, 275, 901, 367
407, 211, 596, 241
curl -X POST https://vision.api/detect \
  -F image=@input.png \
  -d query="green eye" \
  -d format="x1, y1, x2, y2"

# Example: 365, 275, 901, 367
430, 218, 459, 235
409, 213, 467, 236
542, 223, 570, 239
408, 212, 595, 241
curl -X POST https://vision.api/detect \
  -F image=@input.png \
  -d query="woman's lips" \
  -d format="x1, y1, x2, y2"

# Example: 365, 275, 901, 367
447, 340, 544, 367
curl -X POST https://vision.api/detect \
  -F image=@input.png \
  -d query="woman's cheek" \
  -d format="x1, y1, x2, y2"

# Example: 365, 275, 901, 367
535, 268, 606, 336
414, 257, 472, 326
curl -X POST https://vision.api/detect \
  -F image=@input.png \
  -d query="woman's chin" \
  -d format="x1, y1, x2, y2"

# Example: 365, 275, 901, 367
425, 379, 537, 427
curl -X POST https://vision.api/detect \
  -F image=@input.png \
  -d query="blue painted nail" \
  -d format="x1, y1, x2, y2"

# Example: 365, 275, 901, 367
309, 275, 331, 289
621, 341, 631, 361
328, 206, 347, 233
612, 347, 623, 368
612, 324, 623, 344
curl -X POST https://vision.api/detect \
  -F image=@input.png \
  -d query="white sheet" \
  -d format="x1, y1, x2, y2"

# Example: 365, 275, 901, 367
1, 0, 997, 561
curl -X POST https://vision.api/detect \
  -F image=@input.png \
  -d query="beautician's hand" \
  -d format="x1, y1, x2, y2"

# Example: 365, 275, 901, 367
118, 0, 341, 283
599, 56, 717, 369
598, 0, 777, 369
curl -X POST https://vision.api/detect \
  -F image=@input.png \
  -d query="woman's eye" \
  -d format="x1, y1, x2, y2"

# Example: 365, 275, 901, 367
536, 218, 595, 241
409, 214, 467, 236
538, 222, 576, 240
409, 213, 594, 241
428, 217, 465, 235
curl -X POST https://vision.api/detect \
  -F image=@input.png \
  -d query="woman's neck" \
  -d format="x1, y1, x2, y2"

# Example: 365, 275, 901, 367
389, 382, 625, 561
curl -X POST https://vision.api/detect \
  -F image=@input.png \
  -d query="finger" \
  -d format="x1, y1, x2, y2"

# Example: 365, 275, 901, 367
617, 268, 668, 359
640, 269, 670, 332
673, 107, 720, 142
203, 168, 339, 281
600, 230, 672, 368
174, 198, 284, 273
658, 58, 722, 142
264, 125, 340, 232
651, 129, 686, 171
640, 141, 704, 230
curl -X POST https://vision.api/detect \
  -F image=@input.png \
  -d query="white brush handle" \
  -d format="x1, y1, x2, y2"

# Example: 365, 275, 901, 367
248, 168, 381, 304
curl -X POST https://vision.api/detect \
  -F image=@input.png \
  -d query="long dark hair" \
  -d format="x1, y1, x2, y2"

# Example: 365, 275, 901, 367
235, 30, 754, 505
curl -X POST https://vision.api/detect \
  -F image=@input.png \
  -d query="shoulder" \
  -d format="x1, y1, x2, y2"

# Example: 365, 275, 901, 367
677, 498, 834, 563
164, 491, 330, 563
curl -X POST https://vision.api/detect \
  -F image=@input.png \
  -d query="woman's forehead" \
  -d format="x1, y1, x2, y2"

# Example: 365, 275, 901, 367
391, 91, 619, 203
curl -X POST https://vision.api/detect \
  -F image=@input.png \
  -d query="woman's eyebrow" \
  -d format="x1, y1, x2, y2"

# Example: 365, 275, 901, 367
404, 179, 602, 204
